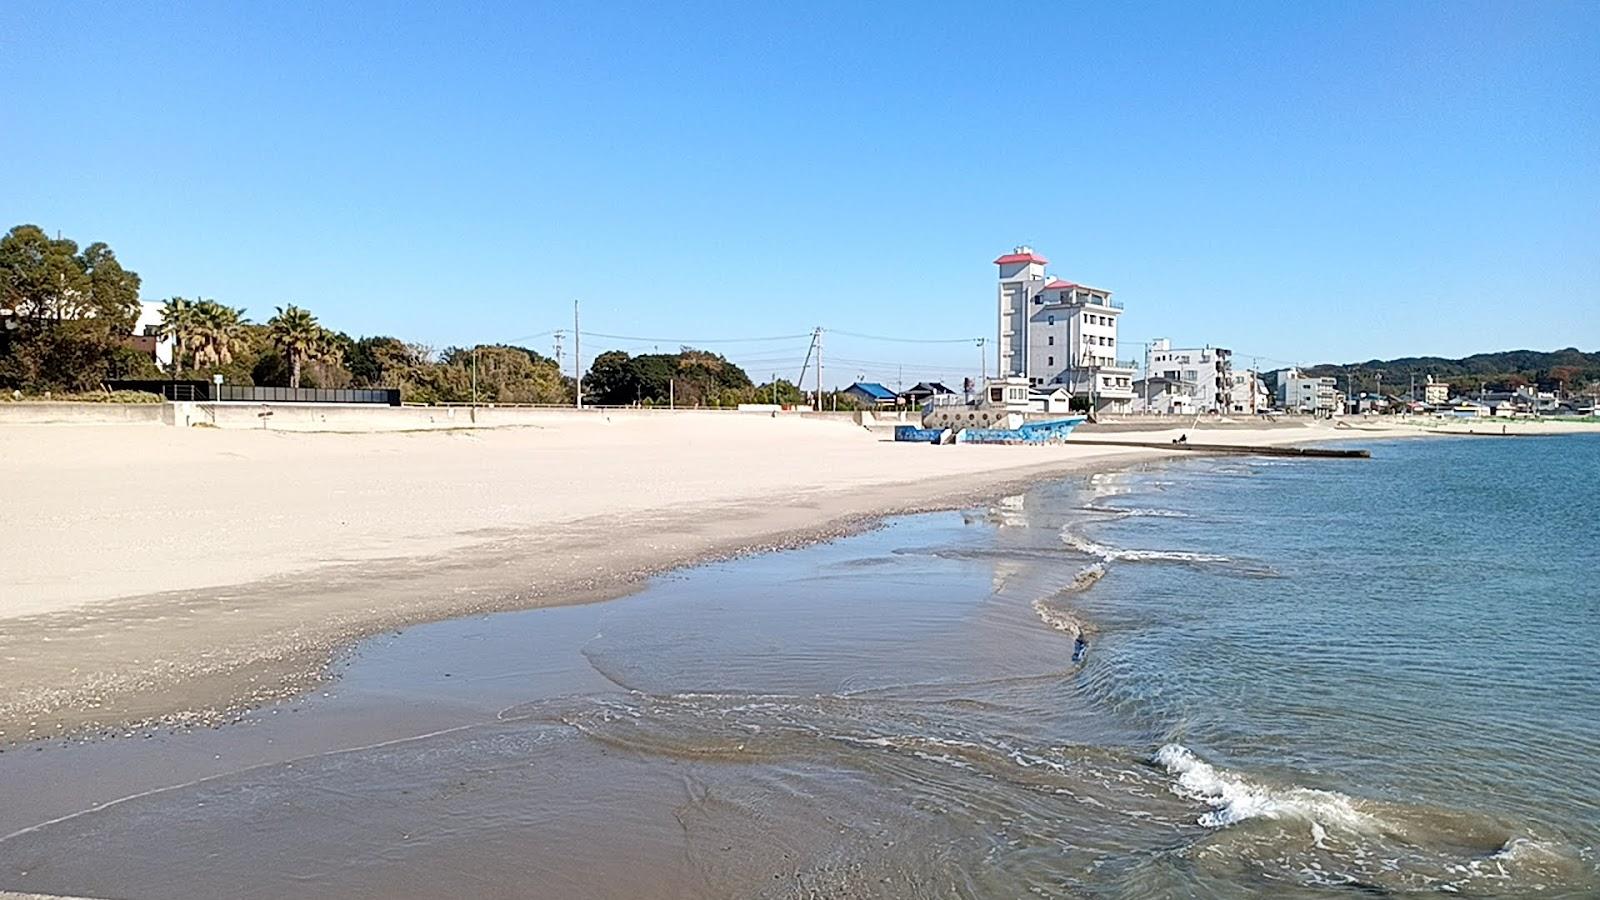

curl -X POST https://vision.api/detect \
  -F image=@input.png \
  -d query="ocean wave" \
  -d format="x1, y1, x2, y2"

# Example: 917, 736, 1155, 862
1031, 564, 1105, 639
1153, 743, 1375, 832
1081, 504, 1191, 518
1060, 531, 1231, 565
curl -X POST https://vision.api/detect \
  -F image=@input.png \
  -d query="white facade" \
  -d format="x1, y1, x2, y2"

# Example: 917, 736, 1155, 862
1276, 367, 1339, 414
134, 300, 174, 368
1132, 377, 1201, 415
1225, 369, 1270, 414
1145, 340, 1244, 413
1422, 376, 1449, 405
995, 246, 1134, 414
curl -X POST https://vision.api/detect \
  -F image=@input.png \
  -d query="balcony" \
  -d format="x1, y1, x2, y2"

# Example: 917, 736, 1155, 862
1039, 292, 1124, 311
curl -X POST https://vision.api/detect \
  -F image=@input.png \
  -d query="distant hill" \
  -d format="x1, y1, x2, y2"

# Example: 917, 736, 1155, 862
1301, 348, 1600, 396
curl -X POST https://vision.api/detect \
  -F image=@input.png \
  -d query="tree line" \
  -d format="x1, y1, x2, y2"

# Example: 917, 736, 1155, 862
1304, 348, 1600, 397
0, 223, 846, 407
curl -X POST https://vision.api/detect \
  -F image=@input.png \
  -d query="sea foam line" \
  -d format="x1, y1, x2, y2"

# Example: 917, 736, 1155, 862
1060, 530, 1232, 564
1031, 564, 1105, 638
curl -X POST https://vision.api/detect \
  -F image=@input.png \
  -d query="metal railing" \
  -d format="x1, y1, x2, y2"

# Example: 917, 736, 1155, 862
217, 385, 400, 405
104, 380, 400, 405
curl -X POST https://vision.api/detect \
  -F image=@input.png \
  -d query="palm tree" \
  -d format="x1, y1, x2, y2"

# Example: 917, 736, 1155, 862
192, 301, 249, 368
158, 297, 199, 373
267, 304, 322, 388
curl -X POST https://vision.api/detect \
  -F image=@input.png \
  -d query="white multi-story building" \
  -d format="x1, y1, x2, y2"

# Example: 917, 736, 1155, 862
1422, 375, 1450, 405
1144, 339, 1266, 414
1276, 367, 1340, 414
995, 247, 1135, 414
1146, 340, 1229, 413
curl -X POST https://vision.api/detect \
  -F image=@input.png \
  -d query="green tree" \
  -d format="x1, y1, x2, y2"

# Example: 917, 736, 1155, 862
581, 347, 755, 406
267, 304, 325, 388
583, 350, 635, 404
0, 225, 143, 390
441, 344, 567, 404
191, 301, 250, 369
752, 378, 807, 406
158, 298, 199, 372
345, 335, 415, 386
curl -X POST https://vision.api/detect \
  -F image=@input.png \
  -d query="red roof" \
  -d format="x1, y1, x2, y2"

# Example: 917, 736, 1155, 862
1042, 279, 1078, 290
993, 252, 1049, 266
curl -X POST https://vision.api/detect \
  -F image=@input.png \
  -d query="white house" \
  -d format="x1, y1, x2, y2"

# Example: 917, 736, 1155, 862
995, 247, 1135, 414
1028, 386, 1073, 413
133, 300, 174, 368
1132, 376, 1202, 415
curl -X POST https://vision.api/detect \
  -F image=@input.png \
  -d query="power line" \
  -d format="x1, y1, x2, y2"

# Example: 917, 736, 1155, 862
829, 328, 981, 344
494, 330, 557, 344
580, 330, 812, 345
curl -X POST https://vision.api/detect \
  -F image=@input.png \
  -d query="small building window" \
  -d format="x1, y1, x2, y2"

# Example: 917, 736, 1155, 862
1047, 356, 1054, 366
1047, 335, 1054, 346
1047, 315, 1055, 326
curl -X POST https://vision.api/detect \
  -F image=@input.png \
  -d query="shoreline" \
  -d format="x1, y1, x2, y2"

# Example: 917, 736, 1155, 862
3, 414, 1572, 746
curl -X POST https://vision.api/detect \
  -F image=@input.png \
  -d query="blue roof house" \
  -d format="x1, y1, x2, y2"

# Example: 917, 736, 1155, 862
842, 381, 898, 408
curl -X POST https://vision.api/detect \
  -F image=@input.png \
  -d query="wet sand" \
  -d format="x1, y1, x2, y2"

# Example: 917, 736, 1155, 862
2, 413, 1416, 743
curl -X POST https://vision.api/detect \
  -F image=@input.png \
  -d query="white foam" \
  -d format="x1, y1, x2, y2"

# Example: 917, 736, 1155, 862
1084, 504, 1191, 518
1490, 836, 1563, 863
1031, 565, 1104, 636
1061, 530, 1231, 565
1119, 548, 1234, 563
1153, 743, 1375, 832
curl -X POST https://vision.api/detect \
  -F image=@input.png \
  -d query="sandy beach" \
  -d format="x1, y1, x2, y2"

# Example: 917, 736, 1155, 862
0, 411, 1576, 743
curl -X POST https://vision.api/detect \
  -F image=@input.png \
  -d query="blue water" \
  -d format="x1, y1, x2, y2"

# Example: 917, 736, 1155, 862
4, 434, 1596, 899
1074, 438, 1599, 815
1057, 434, 1600, 892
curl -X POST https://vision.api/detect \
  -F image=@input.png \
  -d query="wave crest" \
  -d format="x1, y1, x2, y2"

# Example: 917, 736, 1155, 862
1153, 743, 1375, 832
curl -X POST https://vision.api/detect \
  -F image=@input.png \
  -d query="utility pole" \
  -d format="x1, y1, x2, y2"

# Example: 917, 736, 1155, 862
470, 347, 479, 423
796, 331, 815, 396
1144, 342, 1155, 414
976, 338, 986, 385
772, 373, 777, 406
574, 300, 583, 409
669, 378, 675, 410
815, 326, 824, 412
553, 330, 564, 374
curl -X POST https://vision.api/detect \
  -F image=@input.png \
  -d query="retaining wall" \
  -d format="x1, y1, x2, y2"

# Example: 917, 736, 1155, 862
0, 403, 168, 426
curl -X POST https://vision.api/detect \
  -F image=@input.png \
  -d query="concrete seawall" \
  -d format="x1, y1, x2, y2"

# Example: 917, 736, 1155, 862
1, 401, 853, 432
0, 403, 168, 426
0, 403, 919, 431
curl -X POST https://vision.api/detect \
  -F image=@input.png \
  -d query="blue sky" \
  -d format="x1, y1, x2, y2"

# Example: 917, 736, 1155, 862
5, 1, 1596, 387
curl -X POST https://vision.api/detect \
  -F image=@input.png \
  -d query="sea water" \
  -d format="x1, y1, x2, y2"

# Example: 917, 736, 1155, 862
2, 434, 1596, 898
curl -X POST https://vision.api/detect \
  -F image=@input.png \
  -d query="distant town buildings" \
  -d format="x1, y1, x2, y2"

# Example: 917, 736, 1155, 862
1274, 367, 1340, 414
994, 247, 1135, 414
